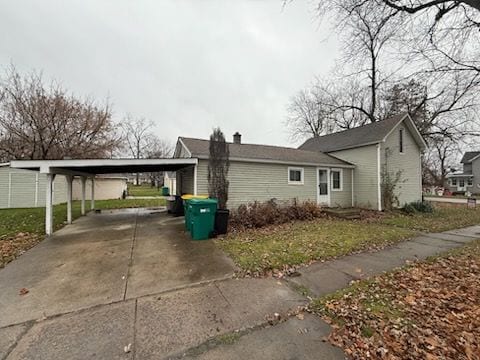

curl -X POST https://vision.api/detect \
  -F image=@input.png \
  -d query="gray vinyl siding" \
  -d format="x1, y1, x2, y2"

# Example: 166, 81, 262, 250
472, 158, 480, 194
330, 168, 353, 207
176, 166, 195, 195
197, 160, 209, 195
381, 124, 422, 206
0, 167, 67, 208
330, 145, 379, 209
224, 161, 318, 209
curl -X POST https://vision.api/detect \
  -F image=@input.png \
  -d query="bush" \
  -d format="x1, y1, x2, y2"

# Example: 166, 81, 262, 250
403, 201, 434, 214
229, 199, 324, 230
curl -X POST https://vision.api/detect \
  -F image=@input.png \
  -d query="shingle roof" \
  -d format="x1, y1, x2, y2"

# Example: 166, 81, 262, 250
179, 137, 353, 167
461, 152, 480, 163
298, 113, 407, 153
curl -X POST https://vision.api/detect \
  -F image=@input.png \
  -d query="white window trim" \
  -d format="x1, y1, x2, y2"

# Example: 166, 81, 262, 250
288, 167, 304, 185
451, 178, 457, 186
331, 168, 343, 191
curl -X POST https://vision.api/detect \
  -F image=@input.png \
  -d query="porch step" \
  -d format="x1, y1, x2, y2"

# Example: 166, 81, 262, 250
324, 208, 361, 220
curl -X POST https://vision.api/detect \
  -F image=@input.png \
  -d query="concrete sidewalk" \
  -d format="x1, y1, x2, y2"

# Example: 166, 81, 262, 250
288, 225, 480, 297
1, 224, 479, 359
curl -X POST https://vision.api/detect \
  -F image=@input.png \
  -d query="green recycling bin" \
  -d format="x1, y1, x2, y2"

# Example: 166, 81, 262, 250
161, 186, 170, 196
189, 198, 218, 240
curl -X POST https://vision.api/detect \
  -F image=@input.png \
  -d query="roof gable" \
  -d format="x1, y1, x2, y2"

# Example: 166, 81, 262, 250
178, 137, 354, 167
461, 152, 480, 163
299, 113, 426, 153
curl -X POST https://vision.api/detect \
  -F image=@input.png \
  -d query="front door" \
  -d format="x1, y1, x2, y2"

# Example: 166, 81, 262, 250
317, 168, 330, 206
458, 178, 466, 192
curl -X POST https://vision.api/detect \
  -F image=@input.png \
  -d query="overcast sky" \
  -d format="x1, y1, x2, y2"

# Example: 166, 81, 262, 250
0, 0, 338, 148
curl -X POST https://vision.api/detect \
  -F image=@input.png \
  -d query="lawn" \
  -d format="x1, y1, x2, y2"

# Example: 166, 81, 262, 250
311, 240, 480, 359
218, 206, 480, 274
0, 198, 166, 268
380, 206, 480, 232
128, 183, 165, 197
216, 219, 416, 274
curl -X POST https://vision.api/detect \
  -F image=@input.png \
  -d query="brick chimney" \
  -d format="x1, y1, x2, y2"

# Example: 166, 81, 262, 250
233, 132, 241, 144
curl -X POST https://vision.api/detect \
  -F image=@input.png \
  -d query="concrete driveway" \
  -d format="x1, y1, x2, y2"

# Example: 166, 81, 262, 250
0, 208, 235, 328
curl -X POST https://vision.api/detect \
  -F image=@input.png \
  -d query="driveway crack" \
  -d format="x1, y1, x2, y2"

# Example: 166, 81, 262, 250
123, 209, 139, 301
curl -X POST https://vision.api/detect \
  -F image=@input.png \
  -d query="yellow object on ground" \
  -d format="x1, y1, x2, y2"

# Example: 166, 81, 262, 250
181, 194, 209, 200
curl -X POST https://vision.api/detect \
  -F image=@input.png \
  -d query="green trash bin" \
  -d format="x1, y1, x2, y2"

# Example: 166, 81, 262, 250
189, 198, 218, 240
161, 186, 170, 196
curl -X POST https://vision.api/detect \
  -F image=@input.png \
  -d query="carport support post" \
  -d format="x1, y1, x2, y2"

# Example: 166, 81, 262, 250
90, 177, 95, 210
81, 176, 87, 215
45, 173, 56, 236
66, 175, 73, 224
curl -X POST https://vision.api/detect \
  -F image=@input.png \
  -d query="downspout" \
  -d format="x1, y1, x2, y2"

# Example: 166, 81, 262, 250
377, 143, 382, 211
351, 170, 354, 207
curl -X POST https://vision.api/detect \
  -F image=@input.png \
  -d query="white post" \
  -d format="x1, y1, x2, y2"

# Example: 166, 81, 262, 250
66, 175, 73, 224
45, 173, 55, 236
90, 177, 95, 210
81, 176, 86, 215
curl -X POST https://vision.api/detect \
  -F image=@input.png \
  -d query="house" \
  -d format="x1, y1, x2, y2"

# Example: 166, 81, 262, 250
446, 152, 480, 194
0, 163, 127, 209
300, 113, 427, 209
174, 134, 355, 209
173, 113, 426, 210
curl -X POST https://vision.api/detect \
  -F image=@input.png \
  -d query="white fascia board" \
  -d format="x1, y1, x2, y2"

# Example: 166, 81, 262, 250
177, 138, 192, 158
196, 155, 355, 168
382, 114, 427, 150
326, 141, 382, 152
0, 162, 11, 167
10, 158, 199, 174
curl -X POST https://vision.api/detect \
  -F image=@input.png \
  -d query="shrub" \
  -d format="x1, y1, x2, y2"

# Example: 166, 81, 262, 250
229, 199, 324, 230
403, 201, 434, 214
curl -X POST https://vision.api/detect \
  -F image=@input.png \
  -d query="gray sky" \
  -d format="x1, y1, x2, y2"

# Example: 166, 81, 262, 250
0, 0, 338, 147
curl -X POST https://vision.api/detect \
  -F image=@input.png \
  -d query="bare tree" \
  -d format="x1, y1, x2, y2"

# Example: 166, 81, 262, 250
0, 66, 121, 161
121, 116, 154, 160
285, 87, 336, 141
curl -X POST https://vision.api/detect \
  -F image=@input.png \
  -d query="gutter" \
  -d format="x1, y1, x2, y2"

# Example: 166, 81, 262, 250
195, 155, 356, 169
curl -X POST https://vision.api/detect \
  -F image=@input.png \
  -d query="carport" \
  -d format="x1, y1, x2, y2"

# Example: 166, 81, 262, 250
9, 158, 199, 235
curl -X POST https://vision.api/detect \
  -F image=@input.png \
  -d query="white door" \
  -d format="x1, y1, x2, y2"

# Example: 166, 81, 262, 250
317, 168, 330, 206
458, 178, 466, 192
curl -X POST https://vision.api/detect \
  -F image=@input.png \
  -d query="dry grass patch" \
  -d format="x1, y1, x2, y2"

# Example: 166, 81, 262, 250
217, 218, 416, 275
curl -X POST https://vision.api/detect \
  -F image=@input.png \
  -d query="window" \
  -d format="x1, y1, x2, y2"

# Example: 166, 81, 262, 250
399, 128, 404, 153
468, 178, 473, 186
452, 178, 457, 186
459, 179, 465, 187
331, 169, 343, 191
288, 167, 304, 185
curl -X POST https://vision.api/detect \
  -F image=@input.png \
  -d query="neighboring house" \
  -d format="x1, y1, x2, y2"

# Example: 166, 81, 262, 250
0, 164, 68, 208
0, 164, 127, 208
163, 171, 177, 196
446, 152, 480, 194
174, 134, 355, 209
299, 113, 427, 209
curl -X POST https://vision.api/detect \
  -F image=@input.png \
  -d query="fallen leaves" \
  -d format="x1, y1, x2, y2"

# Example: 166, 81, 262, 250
1, 232, 42, 268
19, 287, 29, 296
312, 241, 480, 360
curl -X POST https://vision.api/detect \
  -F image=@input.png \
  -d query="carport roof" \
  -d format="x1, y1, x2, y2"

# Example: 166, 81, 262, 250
9, 158, 198, 176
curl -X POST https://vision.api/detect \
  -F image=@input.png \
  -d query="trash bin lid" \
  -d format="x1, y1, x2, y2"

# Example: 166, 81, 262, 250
181, 194, 209, 200
188, 198, 218, 205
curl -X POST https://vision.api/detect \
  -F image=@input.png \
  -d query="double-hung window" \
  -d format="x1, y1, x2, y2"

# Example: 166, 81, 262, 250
288, 167, 304, 185
467, 178, 473, 186
331, 169, 343, 191
452, 178, 457, 186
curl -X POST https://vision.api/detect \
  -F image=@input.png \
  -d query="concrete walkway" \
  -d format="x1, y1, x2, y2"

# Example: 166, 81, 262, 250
288, 225, 480, 297
1, 219, 479, 359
